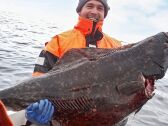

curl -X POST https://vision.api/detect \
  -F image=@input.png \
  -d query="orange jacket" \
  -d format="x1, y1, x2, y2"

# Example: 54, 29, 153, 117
45, 17, 121, 58
33, 17, 121, 76
0, 100, 13, 126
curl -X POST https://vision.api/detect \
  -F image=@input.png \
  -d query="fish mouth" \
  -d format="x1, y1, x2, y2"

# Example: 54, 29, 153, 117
143, 75, 156, 98
143, 60, 166, 98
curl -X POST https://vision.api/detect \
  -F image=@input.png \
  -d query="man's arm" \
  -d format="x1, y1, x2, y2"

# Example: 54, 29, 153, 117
32, 50, 58, 76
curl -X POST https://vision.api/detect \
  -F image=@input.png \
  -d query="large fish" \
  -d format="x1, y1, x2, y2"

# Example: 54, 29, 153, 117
0, 32, 168, 126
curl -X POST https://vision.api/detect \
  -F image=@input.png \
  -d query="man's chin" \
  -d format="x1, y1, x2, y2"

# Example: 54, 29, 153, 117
88, 17, 98, 22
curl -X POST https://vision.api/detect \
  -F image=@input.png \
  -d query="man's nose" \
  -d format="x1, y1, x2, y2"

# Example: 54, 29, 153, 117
90, 7, 99, 14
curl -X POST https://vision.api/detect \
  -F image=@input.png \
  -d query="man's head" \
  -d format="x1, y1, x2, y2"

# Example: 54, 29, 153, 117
76, 0, 110, 21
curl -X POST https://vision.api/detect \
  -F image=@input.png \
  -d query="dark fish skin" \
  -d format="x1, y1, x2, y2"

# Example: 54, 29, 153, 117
0, 32, 168, 126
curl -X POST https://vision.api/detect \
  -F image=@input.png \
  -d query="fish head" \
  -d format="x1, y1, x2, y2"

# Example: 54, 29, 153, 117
1, 97, 33, 111
0, 89, 42, 111
0, 77, 51, 111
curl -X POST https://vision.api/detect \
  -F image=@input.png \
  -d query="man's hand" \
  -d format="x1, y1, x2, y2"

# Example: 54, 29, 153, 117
25, 99, 54, 125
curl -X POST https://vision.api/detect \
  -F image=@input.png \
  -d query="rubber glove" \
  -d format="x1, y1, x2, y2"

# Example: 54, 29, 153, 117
25, 99, 54, 125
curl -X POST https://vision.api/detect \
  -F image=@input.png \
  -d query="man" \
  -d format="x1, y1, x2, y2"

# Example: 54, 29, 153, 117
26, 0, 122, 125
32, 0, 121, 76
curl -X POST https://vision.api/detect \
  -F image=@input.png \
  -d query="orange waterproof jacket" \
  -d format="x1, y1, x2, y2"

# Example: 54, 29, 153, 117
33, 17, 121, 76
45, 17, 121, 58
0, 100, 13, 126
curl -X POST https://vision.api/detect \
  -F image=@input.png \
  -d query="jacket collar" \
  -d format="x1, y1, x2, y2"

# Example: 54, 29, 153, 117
74, 16, 103, 35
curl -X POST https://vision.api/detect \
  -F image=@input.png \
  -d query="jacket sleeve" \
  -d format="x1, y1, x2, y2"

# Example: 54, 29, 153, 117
33, 50, 58, 76
32, 36, 60, 76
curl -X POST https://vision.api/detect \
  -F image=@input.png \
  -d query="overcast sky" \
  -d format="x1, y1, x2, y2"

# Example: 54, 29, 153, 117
0, 0, 168, 43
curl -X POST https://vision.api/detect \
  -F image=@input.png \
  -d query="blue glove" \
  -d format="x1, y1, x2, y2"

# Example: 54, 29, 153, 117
25, 99, 54, 125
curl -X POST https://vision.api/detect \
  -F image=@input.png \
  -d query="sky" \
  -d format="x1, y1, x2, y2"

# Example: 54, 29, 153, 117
0, 0, 168, 43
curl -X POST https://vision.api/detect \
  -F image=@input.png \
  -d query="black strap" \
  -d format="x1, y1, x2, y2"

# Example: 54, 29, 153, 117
85, 29, 103, 47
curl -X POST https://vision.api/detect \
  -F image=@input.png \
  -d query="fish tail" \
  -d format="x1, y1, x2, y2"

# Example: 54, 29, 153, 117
0, 100, 13, 126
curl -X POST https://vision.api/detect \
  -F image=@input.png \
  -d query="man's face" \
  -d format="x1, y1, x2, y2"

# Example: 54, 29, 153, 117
78, 0, 105, 22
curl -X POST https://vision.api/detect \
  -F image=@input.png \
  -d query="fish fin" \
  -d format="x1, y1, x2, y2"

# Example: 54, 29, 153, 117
55, 43, 136, 66
50, 48, 117, 72
50, 43, 136, 72
0, 100, 13, 126
62, 48, 116, 61
117, 81, 145, 96
50, 97, 95, 118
